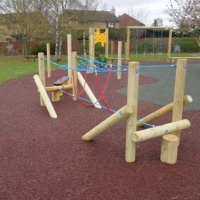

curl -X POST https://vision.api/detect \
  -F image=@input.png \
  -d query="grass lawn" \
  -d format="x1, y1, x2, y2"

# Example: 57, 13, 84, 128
0, 53, 198, 86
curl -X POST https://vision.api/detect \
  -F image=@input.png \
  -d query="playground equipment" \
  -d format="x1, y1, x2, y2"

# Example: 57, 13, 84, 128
126, 26, 172, 61
92, 28, 128, 80
82, 58, 192, 164
33, 41, 102, 118
126, 26, 200, 62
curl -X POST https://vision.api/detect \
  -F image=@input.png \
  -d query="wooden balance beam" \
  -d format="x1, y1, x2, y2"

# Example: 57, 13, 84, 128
132, 119, 191, 143
137, 95, 193, 127
45, 76, 71, 102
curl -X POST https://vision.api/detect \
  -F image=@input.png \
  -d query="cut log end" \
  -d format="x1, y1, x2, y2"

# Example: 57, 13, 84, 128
160, 134, 179, 165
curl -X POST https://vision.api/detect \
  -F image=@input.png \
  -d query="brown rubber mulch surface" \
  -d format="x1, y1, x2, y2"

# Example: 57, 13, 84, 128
0, 69, 199, 200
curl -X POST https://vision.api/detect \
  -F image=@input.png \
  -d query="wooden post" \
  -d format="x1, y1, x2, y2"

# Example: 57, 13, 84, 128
82, 105, 133, 141
172, 59, 187, 141
46, 43, 51, 78
71, 52, 78, 101
125, 62, 139, 163
51, 91, 60, 102
137, 95, 193, 127
160, 134, 179, 164
126, 28, 130, 59
38, 52, 45, 106
117, 41, 122, 80
33, 75, 57, 119
167, 28, 172, 62
67, 34, 72, 84
110, 41, 114, 58
89, 28, 94, 66
132, 119, 190, 143
45, 84, 72, 92
105, 28, 109, 58
77, 72, 101, 109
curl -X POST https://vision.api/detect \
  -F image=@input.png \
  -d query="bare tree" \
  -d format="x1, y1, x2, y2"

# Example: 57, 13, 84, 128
43, 0, 100, 61
0, 0, 49, 55
79, 0, 101, 56
41, 0, 79, 61
128, 7, 150, 26
165, 0, 200, 46
152, 17, 163, 27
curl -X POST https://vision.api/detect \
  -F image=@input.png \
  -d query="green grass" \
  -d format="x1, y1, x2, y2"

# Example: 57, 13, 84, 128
0, 53, 198, 85
0, 56, 38, 85
0, 55, 68, 86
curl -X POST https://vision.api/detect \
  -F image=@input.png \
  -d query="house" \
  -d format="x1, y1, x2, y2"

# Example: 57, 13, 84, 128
63, 7, 119, 29
118, 13, 144, 28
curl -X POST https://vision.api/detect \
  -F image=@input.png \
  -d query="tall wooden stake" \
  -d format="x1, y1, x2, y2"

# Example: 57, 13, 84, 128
72, 52, 78, 101
46, 43, 51, 78
117, 41, 122, 79
67, 34, 72, 84
125, 62, 139, 162
38, 52, 45, 106
89, 27, 94, 66
105, 28, 109, 58
172, 59, 187, 141
126, 28, 130, 59
167, 28, 172, 62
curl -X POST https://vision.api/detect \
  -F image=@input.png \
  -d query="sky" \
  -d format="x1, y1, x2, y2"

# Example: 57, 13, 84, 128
102, 0, 172, 26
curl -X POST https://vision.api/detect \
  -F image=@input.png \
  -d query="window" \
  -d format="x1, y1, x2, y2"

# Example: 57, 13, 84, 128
69, 20, 79, 28
108, 22, 114, 28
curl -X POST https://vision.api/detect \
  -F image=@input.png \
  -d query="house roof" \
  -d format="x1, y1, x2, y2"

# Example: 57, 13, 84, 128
63, 10, 119, 23
118, 13, 144, 28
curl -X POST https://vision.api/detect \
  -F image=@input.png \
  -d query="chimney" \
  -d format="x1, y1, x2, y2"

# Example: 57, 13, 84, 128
111, 6, 116, 15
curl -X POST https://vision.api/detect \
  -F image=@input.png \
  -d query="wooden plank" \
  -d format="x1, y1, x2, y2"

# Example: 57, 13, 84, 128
127, 26, 172, 29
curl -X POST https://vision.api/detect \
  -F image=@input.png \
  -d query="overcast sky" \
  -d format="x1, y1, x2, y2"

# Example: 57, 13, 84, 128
102, 0, 171, 26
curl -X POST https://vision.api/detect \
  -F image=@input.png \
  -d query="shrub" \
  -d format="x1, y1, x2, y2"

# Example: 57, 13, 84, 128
31, 43, 55, 55
172, 37, 200, 53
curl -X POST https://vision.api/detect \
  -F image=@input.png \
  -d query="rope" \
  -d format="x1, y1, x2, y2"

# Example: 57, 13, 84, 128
94, 69, 113, 113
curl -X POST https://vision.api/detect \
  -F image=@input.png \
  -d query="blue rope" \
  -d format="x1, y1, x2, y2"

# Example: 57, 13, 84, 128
59, 89, 116, 113
42, 56, 176, 73
60, 89, 156, 127
137, 120, 155, 128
